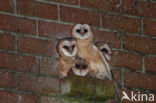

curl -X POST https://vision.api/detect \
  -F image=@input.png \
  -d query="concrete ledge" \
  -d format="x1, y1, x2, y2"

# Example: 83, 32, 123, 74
61, 74, 116, 102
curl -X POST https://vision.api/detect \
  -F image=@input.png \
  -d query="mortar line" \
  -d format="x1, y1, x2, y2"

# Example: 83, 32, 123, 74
99, 13, 103, 28
37, 56, 40, 74
121, 69, 125, 88
78, 0, 81, 7
142, 56, 146, 73
36, 19, 39, 37
14, 35, 18, 52
15, 73, 18, 91
120, 32, 123, 50
13, 0, 17, 14
57, 4, 61, 23
120, 0, 122, 12
0, 49, 56, 59
1, 2, 156, 21
0, 30, 56, 42
141, 18, 144, 35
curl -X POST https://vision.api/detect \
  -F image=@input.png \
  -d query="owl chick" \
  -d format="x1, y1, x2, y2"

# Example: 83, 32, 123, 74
96, 43, 112, 62
72, 56, 90, 76
72, 43, 111, 77
57, 37, 77, 78
71, 24, 113, 80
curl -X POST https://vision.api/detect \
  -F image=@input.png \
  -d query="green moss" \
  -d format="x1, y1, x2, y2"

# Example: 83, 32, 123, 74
94, 79, 116, 101
61, 75, 116, 102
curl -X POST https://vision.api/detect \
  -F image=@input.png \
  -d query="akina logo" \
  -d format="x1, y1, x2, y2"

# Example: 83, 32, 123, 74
121, 91, 155, 102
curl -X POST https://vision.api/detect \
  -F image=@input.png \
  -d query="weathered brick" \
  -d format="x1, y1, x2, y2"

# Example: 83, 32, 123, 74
144, 20, 156, 36
39, 21, 72, 38
60, 6, 100, 27
102, 14, 141, 34
112, 69, 122, 86
17, 0, 58, 20
125, 72, 156, 90
123, 35, 156, 54
0, 0, 14, 12
47, 0, 79, 5
122, 0, 156, 18
0, 71, 15, 88
0, 90, 37, 103
18, 74, 59, 95
41, 96, 69, 103
111, 51, 142, 70
81, 0, 120, 12
95, 30, 121, 48
0, 52, 38, 72
145, 56, 156, 73
0, 33, 15, 50
18, 36, 57, 57
40, 58, 59, 76
0, 14, 36, 35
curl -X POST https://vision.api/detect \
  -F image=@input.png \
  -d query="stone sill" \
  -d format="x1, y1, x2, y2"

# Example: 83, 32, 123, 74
60, 74, 117, 102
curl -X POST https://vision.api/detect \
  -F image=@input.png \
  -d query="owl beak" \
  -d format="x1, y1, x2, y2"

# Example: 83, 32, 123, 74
80, 28, 85, 35
69, 48, 73, 53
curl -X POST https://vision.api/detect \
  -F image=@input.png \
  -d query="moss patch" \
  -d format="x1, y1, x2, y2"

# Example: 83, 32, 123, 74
61, 75, 116, 102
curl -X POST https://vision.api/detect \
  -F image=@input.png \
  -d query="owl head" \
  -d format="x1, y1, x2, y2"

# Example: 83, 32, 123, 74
72, 57, 89, 76
71, 24, 94, 41
57, 38, 77, 57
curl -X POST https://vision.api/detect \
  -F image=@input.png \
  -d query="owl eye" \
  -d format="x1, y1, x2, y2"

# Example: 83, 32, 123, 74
81, 65, 88, 69
76, 29, 80, 33
101, 48, 108, 54
72, 45, 75, 49
84, 29, 88, 33
63, 45, 69, 50
75, 64, 81, 69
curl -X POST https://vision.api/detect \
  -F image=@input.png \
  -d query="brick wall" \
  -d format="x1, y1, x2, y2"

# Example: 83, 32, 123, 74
0, 0, 156, 103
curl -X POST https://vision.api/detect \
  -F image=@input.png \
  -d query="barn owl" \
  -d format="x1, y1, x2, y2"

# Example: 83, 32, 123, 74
71, 43, 111, 77
72, 56, 89, 76
71, 24, 113, 80
96, 43, 112, 62
57, 37, 78, 78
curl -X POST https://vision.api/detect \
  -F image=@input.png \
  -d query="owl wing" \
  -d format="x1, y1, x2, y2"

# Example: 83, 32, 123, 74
93, 45, 113, 81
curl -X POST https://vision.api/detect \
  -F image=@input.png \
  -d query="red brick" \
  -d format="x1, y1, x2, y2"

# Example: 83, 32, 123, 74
0, 14, 36, 35
0, 90, 37, 103
18, 74, 59, 95
95, 30, 121, 48
123, 35, 156, 54
40, 58, 59, 76
39, 21, 72, 38
122, 0, 156, 18
0, 33, 15, 50
111, 51, 142, 70
144, 20, 156, 36
102, 14, 141, 34
81, 0, 120, 12
48, 0, 79, 5
111, 70, 122, 86
17, 0, 58, 20
0, 52, 38, 72
18, 36, 57, 57
0, 71, 15, 88
125, 72, 156, 90
41, 96, 68, 103
145, 56, 156, 73
0, 0, 14, 12
60, 6, 100, 27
